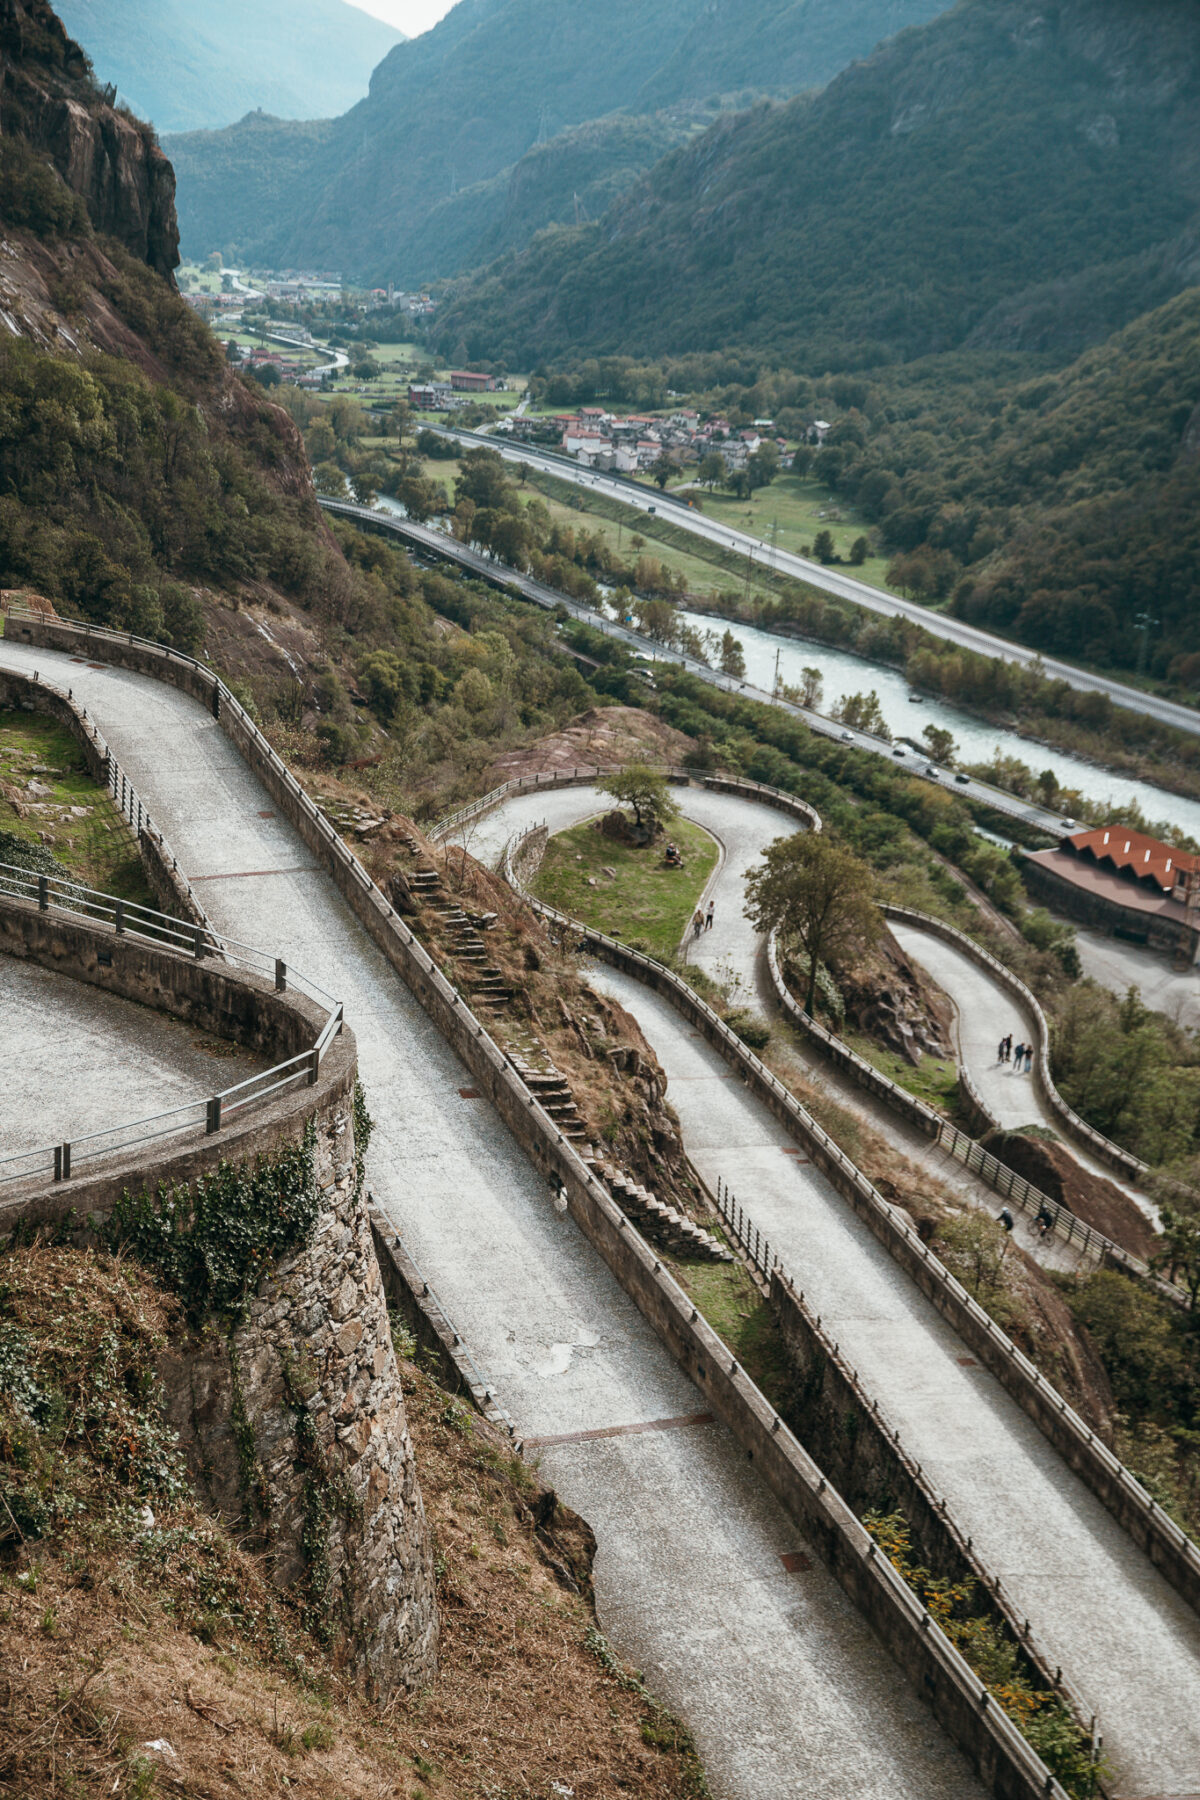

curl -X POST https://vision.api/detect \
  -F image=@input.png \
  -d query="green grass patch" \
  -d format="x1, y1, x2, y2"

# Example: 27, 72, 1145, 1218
668, 1253, 793, 1409
842, 1029, 960, 1114
0, 711, 156, 904
532, 814, 718, 957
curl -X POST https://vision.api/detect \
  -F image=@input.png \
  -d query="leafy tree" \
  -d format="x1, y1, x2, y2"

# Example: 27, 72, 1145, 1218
744, 832, 881, 1013
812, 528, 836, 564
849, 535, 869, 565
921, 723, 957, 764
314, 460, 349, 497
699, 451, 725, 489
799, 666, 824, 709
719, 629, 746, 679
1149, 1162, 1200, 1309
598, 763, 679, 838
651, 456, 674, 490
832, 689, 891, 739
747, 442, 779, 490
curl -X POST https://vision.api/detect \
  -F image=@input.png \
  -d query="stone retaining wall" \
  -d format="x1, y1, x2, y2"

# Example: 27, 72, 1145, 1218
160, 1099, 438, 1699
1, 882, 437, 1697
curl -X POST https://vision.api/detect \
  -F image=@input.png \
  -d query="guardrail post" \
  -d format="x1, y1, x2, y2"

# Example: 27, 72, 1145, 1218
206, 1096, 222, 1134
274, 958, 287, 990
309, 1047, 320, 1085
212, 684, 222, 722
193, 925, 205, 960
114, 900, 125, 935
37, 874, 48, 912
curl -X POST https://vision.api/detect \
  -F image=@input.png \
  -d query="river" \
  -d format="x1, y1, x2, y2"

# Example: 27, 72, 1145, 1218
679, 609, 1200, 842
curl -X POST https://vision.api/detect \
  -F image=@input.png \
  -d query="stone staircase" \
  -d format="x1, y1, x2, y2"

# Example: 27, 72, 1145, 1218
396, 836, 729, 1263
588, 1157, 733, 1264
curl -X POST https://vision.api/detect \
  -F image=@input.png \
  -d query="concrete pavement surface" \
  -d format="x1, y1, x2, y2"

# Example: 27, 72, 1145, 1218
1072, 926, 1200, 1034
473, 784, 1089, 1274
587, 963, 1200, 1798
0, 638, 988, 1800
0, 954, 270, 1167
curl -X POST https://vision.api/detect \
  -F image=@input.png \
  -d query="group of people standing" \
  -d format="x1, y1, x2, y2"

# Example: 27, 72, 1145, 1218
997, 1032, 1033, 1073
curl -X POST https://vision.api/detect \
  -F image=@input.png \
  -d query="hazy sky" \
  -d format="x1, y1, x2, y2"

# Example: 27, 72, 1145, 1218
347, 0, 456, 33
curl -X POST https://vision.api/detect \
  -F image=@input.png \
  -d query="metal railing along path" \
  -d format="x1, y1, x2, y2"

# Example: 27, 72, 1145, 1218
0, 864, 344, 1193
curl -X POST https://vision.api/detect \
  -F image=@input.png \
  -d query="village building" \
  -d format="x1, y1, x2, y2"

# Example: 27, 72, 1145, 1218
1023, 825, 1200, 963
449, 370, 497, 392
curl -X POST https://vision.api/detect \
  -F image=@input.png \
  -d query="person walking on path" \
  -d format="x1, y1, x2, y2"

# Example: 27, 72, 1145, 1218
692, 909, 705, 941
705, 900, 715, 931
1024, 1044, 1033, 1073
998, 1037, 1007, 1063
1013, 1041, 1025, 1071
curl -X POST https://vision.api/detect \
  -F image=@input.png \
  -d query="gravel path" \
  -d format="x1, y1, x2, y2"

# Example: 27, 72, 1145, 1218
0, 639, 987, 1800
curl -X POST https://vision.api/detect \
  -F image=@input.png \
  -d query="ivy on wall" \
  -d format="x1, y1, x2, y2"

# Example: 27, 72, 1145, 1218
101, 1122, 320, 1324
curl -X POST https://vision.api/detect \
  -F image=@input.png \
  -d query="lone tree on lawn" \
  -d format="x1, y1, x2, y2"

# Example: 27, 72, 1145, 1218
599, 764, 679, 840
744, 833, 881, 1014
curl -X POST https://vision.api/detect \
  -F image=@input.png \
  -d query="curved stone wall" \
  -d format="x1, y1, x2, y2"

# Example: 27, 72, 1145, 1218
1, 889, 438, 1699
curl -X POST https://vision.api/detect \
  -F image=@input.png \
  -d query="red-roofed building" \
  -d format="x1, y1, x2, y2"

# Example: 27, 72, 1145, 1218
449, 370, 496, 392
1023, 824, 1200, 962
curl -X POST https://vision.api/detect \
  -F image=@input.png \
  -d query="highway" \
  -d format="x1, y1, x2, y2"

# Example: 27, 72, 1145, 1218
319, 495, 1074, 837
433, 426, 1200, 742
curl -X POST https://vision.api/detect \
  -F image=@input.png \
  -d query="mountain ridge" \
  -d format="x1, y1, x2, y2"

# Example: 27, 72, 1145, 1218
433, 0, 1200, 370
165, 0, 951, 277
54, 0, 404, 133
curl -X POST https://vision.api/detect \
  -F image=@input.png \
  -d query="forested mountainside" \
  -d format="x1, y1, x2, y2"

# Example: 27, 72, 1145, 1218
435, 0, 1200, 371
54, 0, 403, 133
813, 291, 1200, 677
165, 0, 950, 279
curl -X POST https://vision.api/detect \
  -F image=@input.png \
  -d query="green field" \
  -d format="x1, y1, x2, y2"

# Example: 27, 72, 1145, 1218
682, 474, 894, 592
533, 814, 719, 957
0, 711, 156, 905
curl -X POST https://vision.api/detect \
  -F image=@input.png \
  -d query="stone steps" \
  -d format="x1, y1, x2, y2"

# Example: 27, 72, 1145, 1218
591, 1159, 733, 1263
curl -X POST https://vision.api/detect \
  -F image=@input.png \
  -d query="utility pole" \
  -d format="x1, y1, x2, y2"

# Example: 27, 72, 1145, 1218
1135, 612, 1158, 680
773, 646, 781, 698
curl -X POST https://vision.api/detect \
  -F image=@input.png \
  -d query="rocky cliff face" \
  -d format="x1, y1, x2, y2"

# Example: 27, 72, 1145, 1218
0, 0, 178, 276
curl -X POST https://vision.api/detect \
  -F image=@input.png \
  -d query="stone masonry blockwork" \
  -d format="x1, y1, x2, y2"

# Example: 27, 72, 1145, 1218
159, 1102, 439, 1696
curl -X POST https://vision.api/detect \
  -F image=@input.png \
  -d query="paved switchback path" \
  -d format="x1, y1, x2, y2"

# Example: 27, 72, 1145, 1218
0, 640, 987, 1800
475, 781, 1200, 1794
586, 964, 1200, 1798
889, 922, 1159, 1222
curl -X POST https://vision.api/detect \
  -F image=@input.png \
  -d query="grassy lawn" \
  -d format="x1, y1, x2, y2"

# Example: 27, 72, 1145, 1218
0, 712, 156, 905
532, 814, 719, 957
688, 474, 895, 593
842, 1027, 960, 1114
